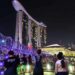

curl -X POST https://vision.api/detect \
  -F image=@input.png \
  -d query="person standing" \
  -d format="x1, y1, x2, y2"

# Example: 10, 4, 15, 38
4, 51, 18, 75
55, 52, 69, 75
33, 49, 44, 75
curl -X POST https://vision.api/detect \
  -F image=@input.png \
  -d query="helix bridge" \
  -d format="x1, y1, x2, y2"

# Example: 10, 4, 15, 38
0, 33, 36, 75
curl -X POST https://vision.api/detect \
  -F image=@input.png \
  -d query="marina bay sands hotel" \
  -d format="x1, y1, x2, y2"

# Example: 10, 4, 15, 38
12, 0, 47, 48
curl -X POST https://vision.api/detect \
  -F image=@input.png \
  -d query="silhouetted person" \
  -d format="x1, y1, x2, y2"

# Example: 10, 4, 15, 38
22, 54, 27, 65
33, 49, 44, 75
28, 55, 32, 64
4, 51, 18, 75
53, 54, 57, 63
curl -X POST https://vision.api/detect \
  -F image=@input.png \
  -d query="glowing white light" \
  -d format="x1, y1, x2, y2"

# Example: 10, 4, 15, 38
26, 64, 30, 71
2, 40, 5, 43
0, 62, 4, 66
46, 63, 51, 70
1, 71, 4, 75
68, 64, 74, 73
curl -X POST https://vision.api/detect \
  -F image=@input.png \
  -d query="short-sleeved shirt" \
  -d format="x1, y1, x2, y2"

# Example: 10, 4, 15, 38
55, 59, 68, 73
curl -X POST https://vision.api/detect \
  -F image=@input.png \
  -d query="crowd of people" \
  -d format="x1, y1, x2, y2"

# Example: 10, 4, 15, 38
3, 49, 43, 75
3, 50, 33, 75
2, 49, 69, 75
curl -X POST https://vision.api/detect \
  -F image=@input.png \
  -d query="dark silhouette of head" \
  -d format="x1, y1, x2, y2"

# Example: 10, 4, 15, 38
57, 52, 63, 60
37, 49, 41, 55
8, 50, 14, 55
23, 54, 26, 57
28, 55, 31, 59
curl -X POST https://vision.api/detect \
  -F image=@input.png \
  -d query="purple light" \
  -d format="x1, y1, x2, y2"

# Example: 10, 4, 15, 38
0, 62, 4, 67
5, 55, 9, 59
0, 71, 4, 75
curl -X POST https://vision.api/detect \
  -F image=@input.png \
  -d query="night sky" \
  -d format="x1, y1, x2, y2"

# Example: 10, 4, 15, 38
0, 0, 75, 45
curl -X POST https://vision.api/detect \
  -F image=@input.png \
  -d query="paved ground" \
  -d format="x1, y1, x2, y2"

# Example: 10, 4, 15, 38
24, 72, 54, 75
25, 71, 75, 75
44, 72, 54, 75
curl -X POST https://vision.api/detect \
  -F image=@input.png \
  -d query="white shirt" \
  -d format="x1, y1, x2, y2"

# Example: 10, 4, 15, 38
55, 59, 68, 73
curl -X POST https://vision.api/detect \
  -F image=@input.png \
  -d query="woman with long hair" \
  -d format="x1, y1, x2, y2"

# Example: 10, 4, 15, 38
55, 52, 68, 75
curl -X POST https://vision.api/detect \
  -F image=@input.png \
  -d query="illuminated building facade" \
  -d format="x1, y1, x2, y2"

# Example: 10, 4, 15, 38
12, 0, 47, 48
